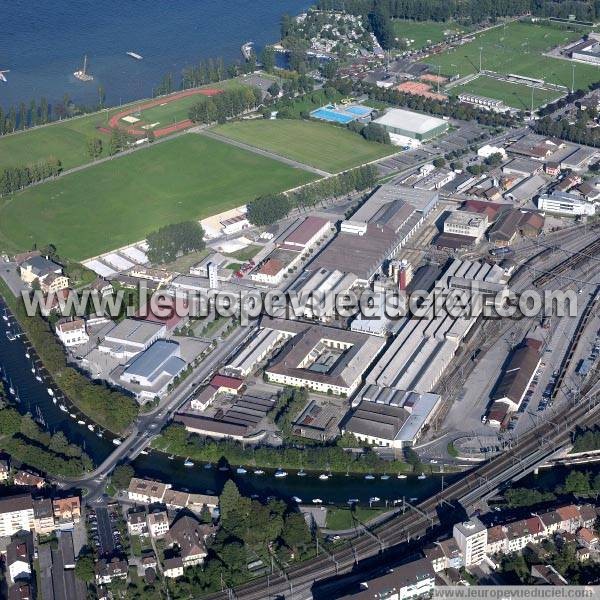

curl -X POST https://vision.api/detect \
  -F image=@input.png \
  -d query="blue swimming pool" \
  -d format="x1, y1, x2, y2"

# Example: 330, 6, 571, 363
310, 107, 354, 124
345, 105, 372, 116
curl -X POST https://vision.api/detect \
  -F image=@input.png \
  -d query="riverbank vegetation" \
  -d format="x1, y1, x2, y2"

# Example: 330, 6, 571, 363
0, 402, 92, 477
0, 279, 139, 434
153, 422, 412, 474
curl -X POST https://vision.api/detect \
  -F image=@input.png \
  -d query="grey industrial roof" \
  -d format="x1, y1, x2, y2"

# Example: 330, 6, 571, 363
373, 108, 447, 134
492, 341, 540, 404
123, 340, 185, 380
104, 318, 164, 345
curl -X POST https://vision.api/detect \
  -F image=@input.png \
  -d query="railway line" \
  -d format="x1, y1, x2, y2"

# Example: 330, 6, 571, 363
206, 376, 600, 600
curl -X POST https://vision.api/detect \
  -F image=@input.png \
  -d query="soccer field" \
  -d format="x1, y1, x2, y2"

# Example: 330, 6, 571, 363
214, 119, 396, 173
128, 94, 202, 128
425, 21, 600, 90
392, 20, 470, 50
0, 135, 316, 261
452, 75, 564, 109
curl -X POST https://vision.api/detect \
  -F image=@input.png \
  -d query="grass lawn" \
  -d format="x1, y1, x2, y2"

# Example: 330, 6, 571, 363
392, 20, 471, 49
426, 21, 600, 90
451, 75, 564, 109
326, 507, 385, 530
129, 94, 207, 128
0, 135, 316, 261
0, 79, 244, 171
226, 244, 262, 262
215, 119, 396, 173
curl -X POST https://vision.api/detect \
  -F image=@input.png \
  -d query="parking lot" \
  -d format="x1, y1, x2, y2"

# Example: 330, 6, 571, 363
88, 505, 122, 557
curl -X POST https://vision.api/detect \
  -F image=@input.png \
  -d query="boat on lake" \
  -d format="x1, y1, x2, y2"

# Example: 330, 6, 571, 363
274, 470, 288, 478
318, 473, 329, 481
418, 473, 427, 480
253, 469, 265, 475
184, 458, 194, 467
397, 474, 407, 479
59, 404, 67, 412
292, 496, 302, 503
297, 469, 306, 477
236, 467, 247, 475
47, 388, 54, 397
126, 51, 143, 60
364, 474, 375, 480
112, 438, 122, 446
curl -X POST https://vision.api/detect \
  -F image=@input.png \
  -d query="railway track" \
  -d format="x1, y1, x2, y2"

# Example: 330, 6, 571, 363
206, 377, 600, 600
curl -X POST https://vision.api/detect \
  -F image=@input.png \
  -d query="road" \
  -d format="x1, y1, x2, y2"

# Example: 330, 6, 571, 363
57, 324, 256, 501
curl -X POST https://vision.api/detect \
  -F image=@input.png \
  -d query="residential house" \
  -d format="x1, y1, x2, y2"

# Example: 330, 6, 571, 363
531, 564, 568, 585
6, 533, 33, 584
163, 557, 184, 579
576, 527, 599, 551
90, 277, 113, 297
19, 256, 63, 287
40, 272, 70, 294
576, 547, 590, 562
556, 505, 582, 533
127, 477, 170, 504
147, 511, 169, 538
33, 499, 55, 535
538, 510, 562, 535
0, 458, 9, 482
423, 538, 462, 572
165, 515, 212, 567
578, 504, 597, 529
486, 525, 509, 555
127, 511, 148, 537
53, 496, 81, 524
0, 495, 34, 538
453, 519, 487, 565
56, 318, 89, 348
141, 554, 158, 572
95, 558, 128, 585
13, 471, 45, 489
505, 517, 544, 552
210, 374, 244, 395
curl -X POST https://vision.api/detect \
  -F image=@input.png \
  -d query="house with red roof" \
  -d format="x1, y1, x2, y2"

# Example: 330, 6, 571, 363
210, 375, 244, 395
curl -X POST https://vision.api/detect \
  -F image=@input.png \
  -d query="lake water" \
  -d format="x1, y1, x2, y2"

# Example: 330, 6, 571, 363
0, 0, 311, 109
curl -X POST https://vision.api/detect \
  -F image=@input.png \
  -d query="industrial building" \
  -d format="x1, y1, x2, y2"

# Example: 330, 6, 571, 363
99, 318, 166, 360
280, 216, 331, 251
372, 108, 448, 142
291, 397, 346, 442
263, 318, 386, 396
367, 260, 507, 394
119, 340, 187, 401
343, 385, 442, 448
537, 192, 597, 216
569, 33, 600, 65
250, 248, 300, 285
443, 210, 489, 242
224, 327, 291, 378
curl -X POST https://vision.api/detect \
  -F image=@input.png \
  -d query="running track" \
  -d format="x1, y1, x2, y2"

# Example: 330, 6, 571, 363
101, 88, 222, 138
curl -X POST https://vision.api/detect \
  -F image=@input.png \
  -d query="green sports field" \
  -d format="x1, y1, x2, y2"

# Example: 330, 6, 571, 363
425, 21, 600, 90
0, 134, 316, 261
214, 119, 396, 173
452, 75, 564, 109
392, 20, 471, 50
126, 94, 201, 128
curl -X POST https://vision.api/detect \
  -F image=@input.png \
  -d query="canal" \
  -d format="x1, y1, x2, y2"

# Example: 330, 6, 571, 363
1, 298, 459, 506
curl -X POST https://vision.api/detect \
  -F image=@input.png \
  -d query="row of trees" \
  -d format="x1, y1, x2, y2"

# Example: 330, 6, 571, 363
0, 157, 62, 196
247, 164, 378, 227
146, 221, 206, 264
572, 427, 600, 453
315, 0, 598, 24
154, 420, 411, 474
0, 404, 92, 477
348, 120, 392, 144
188, 86, 263, 125
535, 112, 600, 147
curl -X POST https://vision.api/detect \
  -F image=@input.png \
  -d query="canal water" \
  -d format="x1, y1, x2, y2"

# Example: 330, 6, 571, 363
0, 299, 455, 505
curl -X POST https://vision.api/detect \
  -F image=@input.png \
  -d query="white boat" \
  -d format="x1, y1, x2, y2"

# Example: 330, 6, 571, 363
369, 496, 380, 503
77, 420, 85, 425
397, 474, 407, 479
70, 413, 77, 420
274, 470, 288, 478
88, 424, 95, 431
47, 388, 54, 397
112, 438, 122, 446
35, 375, 42, 382
319, 474, 329, 481
8, 384, 15, 395
312, 498, 323, 504
380, 474, 390, 480
31, 367, 35, 374
418, 473, 427, 480
52, 397, 57, 405
2, 313, 8, 321
6, 331, 16, 341
297, 469, 306, 477
24, 352, 30, 359
97, 431, 104, 438
236, 467, 247, 475
365, 474, 375, 480
126, 51, 143, 60
253, 469, 265, 475
140, 449, 148, 455
184, 459, 194, 467
59, 404, 67, 412
204, 463, 212, 469
292, 496, 302, 503
74, 54, 93, 81
218, 465, 229, 472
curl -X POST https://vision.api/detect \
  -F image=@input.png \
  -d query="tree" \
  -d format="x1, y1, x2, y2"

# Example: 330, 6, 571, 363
281, 512, 312, 553
562, 470, 591, 495
268, 82, 281, 98
75, 552, 95, 582
111, 464, 134, 491
146, 221, 206, 264
86, 137, 103, 160
433, 157, 446, 168
260, 47, 276, 73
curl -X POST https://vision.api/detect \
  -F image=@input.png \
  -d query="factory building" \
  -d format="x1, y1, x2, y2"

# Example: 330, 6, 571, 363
99, 318, 166, 360
538, 192, 596, 216
443, 211, 489, 242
